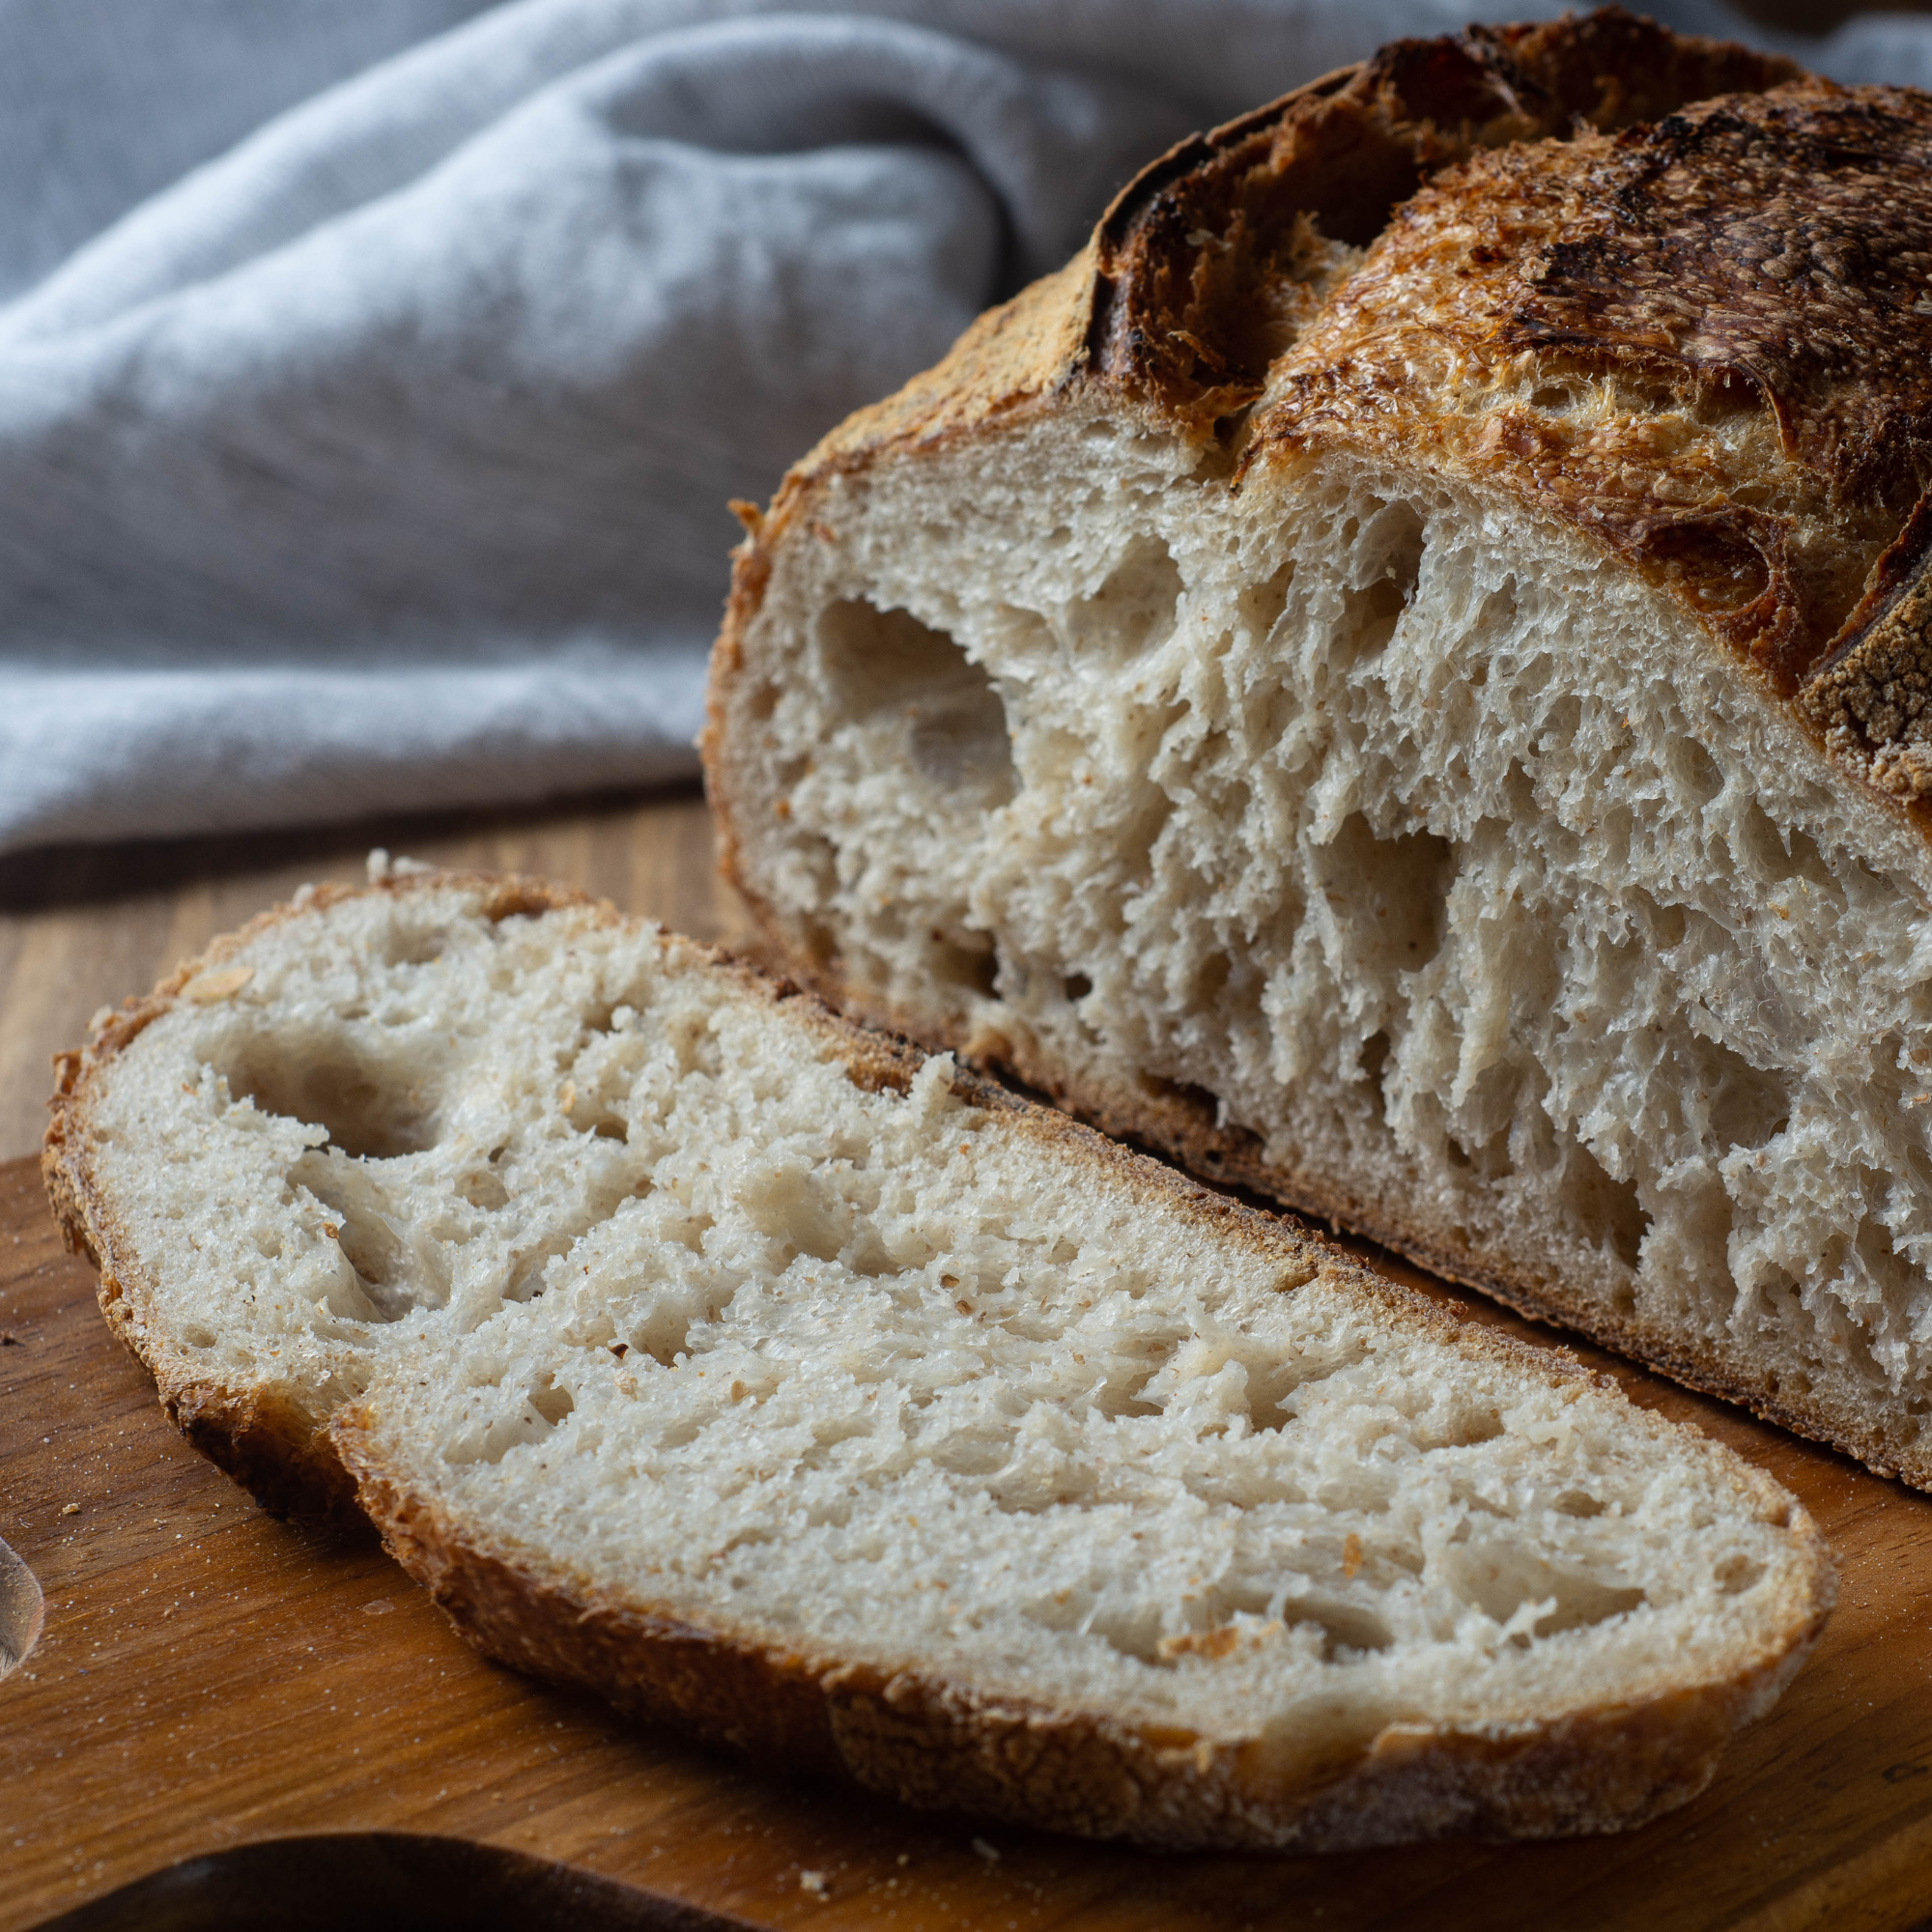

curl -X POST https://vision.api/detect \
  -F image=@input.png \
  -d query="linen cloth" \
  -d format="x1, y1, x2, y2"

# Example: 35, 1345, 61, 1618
4, 0, 1929, 853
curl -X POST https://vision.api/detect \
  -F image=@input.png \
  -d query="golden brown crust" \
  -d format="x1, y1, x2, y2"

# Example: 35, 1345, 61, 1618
1087, 10, 1795, 421
1258, 78, 1932, 700
708, 12, 1932, 852
1801, 499, 1932, 814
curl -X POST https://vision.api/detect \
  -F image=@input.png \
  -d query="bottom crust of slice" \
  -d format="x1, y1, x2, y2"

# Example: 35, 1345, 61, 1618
338, 1427, 1826, 1853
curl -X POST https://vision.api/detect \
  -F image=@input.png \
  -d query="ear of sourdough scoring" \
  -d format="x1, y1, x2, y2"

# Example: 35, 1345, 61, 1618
709, 399, 1932, 1489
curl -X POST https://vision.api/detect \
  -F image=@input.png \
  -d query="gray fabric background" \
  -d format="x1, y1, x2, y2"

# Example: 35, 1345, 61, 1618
4, 0, 1927, 853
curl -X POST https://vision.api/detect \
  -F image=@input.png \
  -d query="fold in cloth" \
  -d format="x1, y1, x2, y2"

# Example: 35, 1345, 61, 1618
3, 0, 1926, 852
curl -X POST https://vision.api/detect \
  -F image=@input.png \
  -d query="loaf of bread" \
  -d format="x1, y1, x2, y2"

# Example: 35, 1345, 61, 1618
44, 869, 1831, 1847
704, 10, 1932, 1486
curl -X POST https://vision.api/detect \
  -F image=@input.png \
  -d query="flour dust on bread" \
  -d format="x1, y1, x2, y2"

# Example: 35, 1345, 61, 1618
706, 11, 1932, 1486
46, 871, 1829, 1847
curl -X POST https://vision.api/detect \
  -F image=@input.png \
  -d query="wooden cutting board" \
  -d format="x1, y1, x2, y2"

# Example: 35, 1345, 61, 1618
9, 1152, 1932, 1932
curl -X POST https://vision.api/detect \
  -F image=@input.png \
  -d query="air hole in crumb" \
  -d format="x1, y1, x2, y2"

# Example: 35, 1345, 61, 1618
1333, 504, 1424, 664
529, 1377, 575, 1427
461, 1170, 509, 1211
292, 1152, 420, 1318
1315, 816, 1454, 972
1237, 556, 1295, 643
1418, 1407, 1504, 1449
1450, 1545, 1645, 1634
818, 598, 1014, 803
1573, 1147, 1649, 1272
1064, 973, 1094, 1003
1358, 1031, 1392, 1122
1114, 1598, 1394, 1667
1447, 1122, 1515, 1184
1668, 734, 1723, 806
1554, 1490, 1605, 1519
1634, 890, 1688, 950
907, 683, 1016, 802
566, 1086, 631, 1142
383, 922, 446, 968
1139, 1077, 1262, 1164
222, 1028, 439, 1159
1715, 1554, 1764, 1595
1288, 1600, 1395, 1659
1066, 534, 1183, 664
180, 1323, 217, 1350
748, 1168, 852, 1266
1092, 1358, 1169, 1421
1699, 1043, 1789, 1151
930, 936, 999, 1001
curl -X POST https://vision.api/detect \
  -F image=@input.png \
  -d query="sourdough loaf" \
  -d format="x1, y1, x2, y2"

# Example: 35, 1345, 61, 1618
44, 869, 1832, 1847
704, 11, 1932, 1485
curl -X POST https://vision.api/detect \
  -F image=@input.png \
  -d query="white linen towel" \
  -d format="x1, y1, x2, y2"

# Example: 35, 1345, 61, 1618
2, 0, 1926, 852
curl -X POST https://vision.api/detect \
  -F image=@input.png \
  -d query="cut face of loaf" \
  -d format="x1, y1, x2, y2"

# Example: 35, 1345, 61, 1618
706, 17, 1932, 1485
45, 872, 1831, 1848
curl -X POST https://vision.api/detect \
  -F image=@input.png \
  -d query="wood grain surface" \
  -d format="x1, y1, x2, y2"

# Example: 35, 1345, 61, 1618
11, 1137, 1932, 1932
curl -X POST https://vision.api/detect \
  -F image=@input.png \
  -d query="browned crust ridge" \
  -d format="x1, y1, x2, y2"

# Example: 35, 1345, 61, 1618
708, 9, 1932, 830
332, 1431, 1828, 1850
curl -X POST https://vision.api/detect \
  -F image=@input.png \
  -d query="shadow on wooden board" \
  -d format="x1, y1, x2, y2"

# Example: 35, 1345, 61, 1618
0, 780, 705, 915
27, 1833, 753, 1932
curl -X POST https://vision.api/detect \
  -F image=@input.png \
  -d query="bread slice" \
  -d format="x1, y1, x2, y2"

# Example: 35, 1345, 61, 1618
704, 14, 1932, 1486
45, 868, 1831, 1846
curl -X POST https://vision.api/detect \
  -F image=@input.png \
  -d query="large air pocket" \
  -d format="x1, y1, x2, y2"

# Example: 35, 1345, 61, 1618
818, 598, 1014, 804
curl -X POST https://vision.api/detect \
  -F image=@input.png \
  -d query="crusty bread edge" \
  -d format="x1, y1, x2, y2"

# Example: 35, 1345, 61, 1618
334, 1394, 1832, 1852
40, 870, 599, 1522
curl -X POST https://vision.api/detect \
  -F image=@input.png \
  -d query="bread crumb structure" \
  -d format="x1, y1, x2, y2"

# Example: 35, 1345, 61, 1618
45, 875, 1833, 1848
706, 13, 1932, 1488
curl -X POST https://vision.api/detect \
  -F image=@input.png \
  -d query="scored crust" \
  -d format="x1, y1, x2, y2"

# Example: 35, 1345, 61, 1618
702, 11, 1932, 1483
711, 10, 1932, 818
